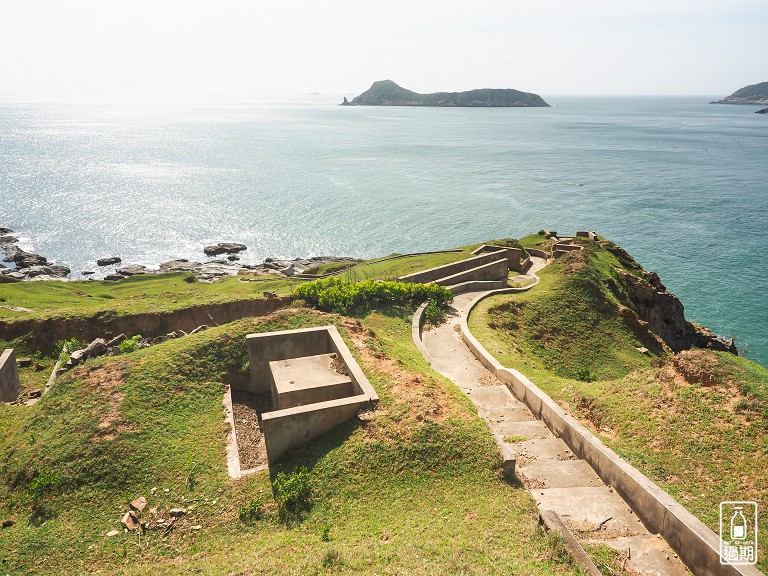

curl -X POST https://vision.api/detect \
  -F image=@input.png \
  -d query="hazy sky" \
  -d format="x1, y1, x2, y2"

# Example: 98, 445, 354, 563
1, 0, 766, 101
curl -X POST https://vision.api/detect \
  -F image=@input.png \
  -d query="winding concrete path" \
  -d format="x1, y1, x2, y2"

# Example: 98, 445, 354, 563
419, 262, 689, 576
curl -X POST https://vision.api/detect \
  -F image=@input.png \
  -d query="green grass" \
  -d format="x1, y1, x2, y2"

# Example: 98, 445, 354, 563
0, 272, 297, 321
0, 306, 585, 575
468, 240, 768, 571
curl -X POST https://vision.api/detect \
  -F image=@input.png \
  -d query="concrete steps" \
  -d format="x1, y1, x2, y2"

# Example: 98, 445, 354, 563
420, 290, 690, 576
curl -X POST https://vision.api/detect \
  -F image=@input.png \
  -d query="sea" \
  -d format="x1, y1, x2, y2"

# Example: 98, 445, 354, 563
0, 96, 766, 366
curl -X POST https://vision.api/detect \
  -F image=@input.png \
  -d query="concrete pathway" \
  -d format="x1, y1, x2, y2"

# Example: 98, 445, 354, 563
420, 273, 689, 575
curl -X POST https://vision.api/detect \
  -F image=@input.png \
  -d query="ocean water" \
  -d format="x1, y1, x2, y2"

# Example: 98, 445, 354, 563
0, 96, 766, 365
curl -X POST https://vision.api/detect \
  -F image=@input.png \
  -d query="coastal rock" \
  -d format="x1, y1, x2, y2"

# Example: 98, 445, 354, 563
117, 264, 147, 276
97, 257, 121, 266
757, 108, 768, 114
105, 274, 125, 281
159, 260, 201, 272
227, 255, 240, 261
342, 80, 550, 107
12, 249, 47, 268
0, 235, 18, 245
617, 269, 738, 355
203, 243, 247, 256
0, 227, 14, 234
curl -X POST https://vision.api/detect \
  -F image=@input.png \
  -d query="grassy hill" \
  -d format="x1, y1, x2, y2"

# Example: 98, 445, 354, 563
469, 235, 768, 571
0, 247, 584, 575
714, 80, 768, 104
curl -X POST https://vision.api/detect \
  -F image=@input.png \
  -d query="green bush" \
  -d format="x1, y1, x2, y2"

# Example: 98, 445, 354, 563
295, 277, 453, 320
576, 367, 596, 382
118, 335, 142, 354
487, 238, 530, 260
238, 499, 264, 524
53, 338, 84, 362
273, 466, 312, 522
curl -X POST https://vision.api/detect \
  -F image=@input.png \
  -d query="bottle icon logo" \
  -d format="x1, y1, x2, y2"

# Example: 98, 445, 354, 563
720, 501, 758, 565
731, 507, 747, 540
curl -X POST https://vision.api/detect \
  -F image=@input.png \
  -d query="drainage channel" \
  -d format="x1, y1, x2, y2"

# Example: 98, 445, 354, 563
418, 290, 689, 576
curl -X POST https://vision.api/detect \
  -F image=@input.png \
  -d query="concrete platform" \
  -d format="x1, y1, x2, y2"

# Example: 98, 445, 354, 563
591, 534, 690, 576
511, 437, 575, 463
535, 487, 647, 538
269, 353, 353, 410
496, 419, 553, 440
518, 459, 603, 489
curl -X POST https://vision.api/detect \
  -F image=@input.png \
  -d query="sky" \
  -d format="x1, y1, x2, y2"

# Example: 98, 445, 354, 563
1, 0, 766, 101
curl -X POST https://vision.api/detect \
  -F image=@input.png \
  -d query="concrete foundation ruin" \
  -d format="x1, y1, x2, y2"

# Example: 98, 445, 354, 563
226, 325, 378, 472
0, 349, 20, 402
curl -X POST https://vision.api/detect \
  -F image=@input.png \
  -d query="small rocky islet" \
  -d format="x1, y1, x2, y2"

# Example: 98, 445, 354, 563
0, 228, 359, 283
340, 79, 549, 107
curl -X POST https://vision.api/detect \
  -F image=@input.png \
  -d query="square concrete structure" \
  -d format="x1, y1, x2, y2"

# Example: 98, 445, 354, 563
269, 353, 354, 410
243, 326, 378, 464
0, 349, 20, 402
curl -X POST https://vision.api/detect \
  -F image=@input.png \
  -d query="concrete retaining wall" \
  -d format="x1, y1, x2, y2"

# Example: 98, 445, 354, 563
245, 325, 379, 464
261, 396, 368, 465
436, 259, 508, 288
459, 291, 761, 576
0, 349, 20, 402
398, 252, 507, 284
527, 248, 551, 259
471, 245, 530, 273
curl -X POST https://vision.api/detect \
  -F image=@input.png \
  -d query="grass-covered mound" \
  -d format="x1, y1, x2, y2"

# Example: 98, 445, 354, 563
475, 238, 664, 382
469, 238, 768, 571
0, 307, 585, 575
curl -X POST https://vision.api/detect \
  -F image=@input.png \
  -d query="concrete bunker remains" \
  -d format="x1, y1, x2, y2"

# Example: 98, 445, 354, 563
225, 325, 378, 474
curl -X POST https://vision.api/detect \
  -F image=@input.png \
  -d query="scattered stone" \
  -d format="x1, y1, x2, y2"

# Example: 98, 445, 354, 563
152, 335, 168, 345
104, 274, 124, 281
1, 519, 14, 528
121, 511, 139, 530
130, 496, 148, 512
16, 358, 33, 368
636, 347, 649, 354
82, 271, 95, 275
203, 242, 247, 256
107, 334, 127, 347
27, 389, 42, 399
263, 291, 277, 299
280, 264, 296, 276
96, 257, 121, 267
68, 349, 87, 366
117, 264, 147, 276
189, 325, 208, 335
150, 487, 157, 494
191, 525, 202, 530
84, 338, 108, 358
163, 488, 170, 493
169, 508, 186, 518
106, 529, 120, 537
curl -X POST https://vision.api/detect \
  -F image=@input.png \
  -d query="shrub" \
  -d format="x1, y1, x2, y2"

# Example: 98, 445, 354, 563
272, 466, 312, 522
53, 338, 84, 362
238, 499, 264, 524
576, 367, 596, 382
487, 238, 530, 259
295, 277, 453, 320
118, 335, 142, 354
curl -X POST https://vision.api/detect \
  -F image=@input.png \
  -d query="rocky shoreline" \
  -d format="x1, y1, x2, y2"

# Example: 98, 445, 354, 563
0, 227, 360, 283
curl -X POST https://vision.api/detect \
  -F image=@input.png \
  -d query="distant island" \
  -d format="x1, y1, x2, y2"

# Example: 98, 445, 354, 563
340, 80, 549, 107
712, 81, 768, 104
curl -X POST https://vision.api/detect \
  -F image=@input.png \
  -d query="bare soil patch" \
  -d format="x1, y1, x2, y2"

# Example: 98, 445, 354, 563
231, 391, 270, 470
